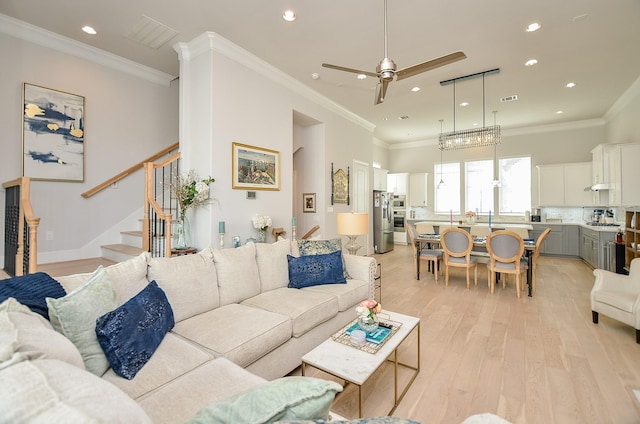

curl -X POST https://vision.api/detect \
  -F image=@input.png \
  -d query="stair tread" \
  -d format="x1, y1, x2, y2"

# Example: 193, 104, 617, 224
121, 230, 142, 236
101, 244, 145, 255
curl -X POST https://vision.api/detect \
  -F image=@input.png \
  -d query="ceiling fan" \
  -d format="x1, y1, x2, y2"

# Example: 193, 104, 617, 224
322, 0, 467, 105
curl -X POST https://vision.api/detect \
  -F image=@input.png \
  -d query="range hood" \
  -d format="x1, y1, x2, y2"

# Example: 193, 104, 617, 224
584, 183, 610, 192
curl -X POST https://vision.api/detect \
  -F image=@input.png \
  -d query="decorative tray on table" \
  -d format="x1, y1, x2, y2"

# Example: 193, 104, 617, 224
331, 316, 402, 354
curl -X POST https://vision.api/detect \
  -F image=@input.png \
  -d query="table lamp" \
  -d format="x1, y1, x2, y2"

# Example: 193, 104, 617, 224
336, 212, 369, 255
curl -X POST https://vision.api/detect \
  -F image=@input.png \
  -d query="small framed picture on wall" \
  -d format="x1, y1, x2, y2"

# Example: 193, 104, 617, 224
303, 193, 316, 213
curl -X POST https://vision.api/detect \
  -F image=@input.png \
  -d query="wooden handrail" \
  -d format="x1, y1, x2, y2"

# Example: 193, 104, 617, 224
81, 142, 179, 198
302, 225, 320, 240
142, 154, 180, 256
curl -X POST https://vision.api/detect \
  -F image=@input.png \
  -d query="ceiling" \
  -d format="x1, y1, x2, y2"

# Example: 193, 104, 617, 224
2, 0, 639, 145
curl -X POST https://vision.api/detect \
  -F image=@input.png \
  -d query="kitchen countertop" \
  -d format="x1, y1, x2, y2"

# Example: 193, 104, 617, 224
407, 219, 622, 232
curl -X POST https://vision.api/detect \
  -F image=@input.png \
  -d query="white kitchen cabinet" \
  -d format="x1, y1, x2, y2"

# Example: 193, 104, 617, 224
373, 168, 388, 191
564, 163, 593, 206
537, 165, 565, 206
387, 173, 408, 195
408, 173, 428, 206
608, 143, 640, 206
393, 231, 407, 245
537, 162, 592, 206
591, 144, 611, 185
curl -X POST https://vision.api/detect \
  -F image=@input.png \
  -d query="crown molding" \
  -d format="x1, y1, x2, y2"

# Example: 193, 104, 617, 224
175, 32, 375, 133
0, 13, 175, 86
604, 74, 640, 122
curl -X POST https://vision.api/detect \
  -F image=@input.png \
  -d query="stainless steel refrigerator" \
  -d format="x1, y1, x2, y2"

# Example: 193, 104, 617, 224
373, 190, 394, 253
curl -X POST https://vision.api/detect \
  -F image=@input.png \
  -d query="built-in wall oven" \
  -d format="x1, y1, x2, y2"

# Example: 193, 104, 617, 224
393, 210, 406, 232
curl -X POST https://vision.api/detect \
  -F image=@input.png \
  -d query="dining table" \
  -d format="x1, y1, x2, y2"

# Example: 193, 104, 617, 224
415, 233, 537, 297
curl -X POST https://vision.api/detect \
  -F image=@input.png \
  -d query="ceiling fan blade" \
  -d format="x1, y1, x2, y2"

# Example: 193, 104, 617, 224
375, 79, 390, 105
395, 51, 467, 81
322, 63, 379, 78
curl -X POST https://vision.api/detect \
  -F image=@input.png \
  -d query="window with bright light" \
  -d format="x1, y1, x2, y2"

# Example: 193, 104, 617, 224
499, 156, 531, 215
434, 162, 460, 214
465, 160, 494, 214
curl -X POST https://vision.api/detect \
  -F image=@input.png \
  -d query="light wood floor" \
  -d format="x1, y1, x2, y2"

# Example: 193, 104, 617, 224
296, 245, 640, 423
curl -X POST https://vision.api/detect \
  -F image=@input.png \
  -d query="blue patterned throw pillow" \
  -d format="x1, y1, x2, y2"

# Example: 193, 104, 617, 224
297, 239, 351, 279
287, 251, 346, 289
95, 280, 174, 379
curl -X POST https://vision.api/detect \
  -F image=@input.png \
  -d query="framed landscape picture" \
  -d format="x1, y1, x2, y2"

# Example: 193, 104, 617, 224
303, 193, 316, 213
232, 142, 280, 190
22, 83, 85, 182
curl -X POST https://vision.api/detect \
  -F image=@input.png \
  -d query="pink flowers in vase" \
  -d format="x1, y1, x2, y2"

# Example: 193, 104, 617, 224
356, 299, 382, 320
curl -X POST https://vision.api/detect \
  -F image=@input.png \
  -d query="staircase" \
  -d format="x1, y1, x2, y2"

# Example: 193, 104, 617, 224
101, 229, 146, 263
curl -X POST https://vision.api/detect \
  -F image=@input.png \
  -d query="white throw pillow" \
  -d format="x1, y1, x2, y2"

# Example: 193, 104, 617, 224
0, 298, 84, 370
0, 359, 152, 423
212, 244, 260, 305
255, 239, 291, 292
148, 248, 219, 322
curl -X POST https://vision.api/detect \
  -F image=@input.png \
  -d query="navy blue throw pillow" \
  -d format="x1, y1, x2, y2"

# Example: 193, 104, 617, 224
0, 272, 66, 319
287, 250, 347, 289
95, 280, 174, 379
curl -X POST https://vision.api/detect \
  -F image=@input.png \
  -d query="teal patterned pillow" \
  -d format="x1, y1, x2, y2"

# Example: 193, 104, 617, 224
46, 266, 117, 376
187, 376, 342, 424
297, 239, 351, 279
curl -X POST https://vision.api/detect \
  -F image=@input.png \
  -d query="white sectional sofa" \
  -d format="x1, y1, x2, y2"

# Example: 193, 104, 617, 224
0, 238, 377, 423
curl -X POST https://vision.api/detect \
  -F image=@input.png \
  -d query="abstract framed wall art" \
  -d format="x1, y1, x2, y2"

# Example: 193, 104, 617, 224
22, 83, 85, 182
232, 142, 280, 190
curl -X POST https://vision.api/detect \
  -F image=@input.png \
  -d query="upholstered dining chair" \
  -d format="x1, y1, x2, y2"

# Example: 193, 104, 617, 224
530, 228, 551, 292
485, 230, 527, 298
406, 224, 442, 281
440, 227, 478, 289
592, 258, 640, 343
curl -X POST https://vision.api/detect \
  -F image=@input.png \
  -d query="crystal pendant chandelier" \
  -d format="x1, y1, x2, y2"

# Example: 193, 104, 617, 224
439, 68, 501, 151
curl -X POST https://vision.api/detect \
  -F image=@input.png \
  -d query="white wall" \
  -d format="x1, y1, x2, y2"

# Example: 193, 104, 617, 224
605, 76, 640, 144
176, 33, 375, 249
0, 31, 178, 264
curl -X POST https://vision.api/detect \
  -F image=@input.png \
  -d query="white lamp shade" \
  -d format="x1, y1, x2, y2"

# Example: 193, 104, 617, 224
336, 213, 368, 236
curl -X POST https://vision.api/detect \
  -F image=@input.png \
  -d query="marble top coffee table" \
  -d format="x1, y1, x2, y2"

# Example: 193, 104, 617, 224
301, 310, 420, 418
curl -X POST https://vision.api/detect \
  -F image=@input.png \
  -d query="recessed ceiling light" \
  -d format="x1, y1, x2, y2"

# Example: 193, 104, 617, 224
525, 59, 538, 67
310, 73, 320, 80
282, 10, 296, 22
357, 74, 367, 80
459, 102, 469, 107
82, 25, 97, 35
473, 123, 479, 126
411, 86, 420, 92
556, 110, 564, 114
566, 82, 576, 88
573, 14, 589, 22
526, 22, 542, 32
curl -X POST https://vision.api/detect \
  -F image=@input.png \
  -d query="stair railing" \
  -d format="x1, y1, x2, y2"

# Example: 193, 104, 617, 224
2, 177, 40, 276
81, 142, 179, 199
143, 152, 181, 257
